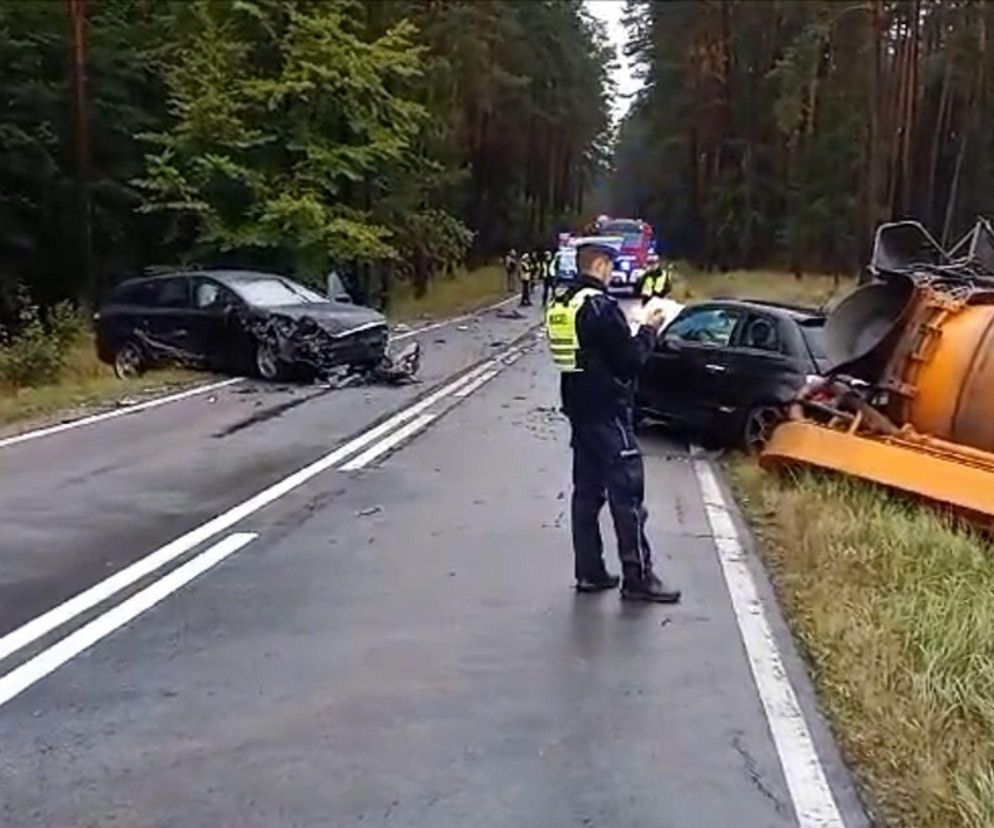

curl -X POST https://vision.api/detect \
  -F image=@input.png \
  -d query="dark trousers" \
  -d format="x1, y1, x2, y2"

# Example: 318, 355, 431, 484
569, 414, 653, 585
520, 278, 532, 306
542, 277, 554, 306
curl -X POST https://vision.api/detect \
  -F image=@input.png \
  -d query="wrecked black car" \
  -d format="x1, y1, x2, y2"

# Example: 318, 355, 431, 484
95, 269, 418, 383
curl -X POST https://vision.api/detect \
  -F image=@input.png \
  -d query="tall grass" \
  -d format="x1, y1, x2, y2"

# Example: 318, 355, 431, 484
388, 264, 510, 321
673, 264, 855, 308
0, 330, 196, 427
731, 457, 994, 827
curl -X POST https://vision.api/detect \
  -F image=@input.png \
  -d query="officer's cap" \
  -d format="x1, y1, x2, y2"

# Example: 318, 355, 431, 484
574, 236, 623, 262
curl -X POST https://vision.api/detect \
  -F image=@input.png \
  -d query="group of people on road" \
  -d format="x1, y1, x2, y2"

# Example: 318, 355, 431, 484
503, 248, 560, 308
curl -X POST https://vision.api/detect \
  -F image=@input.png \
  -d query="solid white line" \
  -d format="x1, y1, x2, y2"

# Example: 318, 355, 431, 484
0, 363, 496, 665
454, 369, 499, 398
0, 533, 257, 710
0, 377, 243, 450
392, 295, 518, 341
340, 414, 436, 471
691, 453, 844, 828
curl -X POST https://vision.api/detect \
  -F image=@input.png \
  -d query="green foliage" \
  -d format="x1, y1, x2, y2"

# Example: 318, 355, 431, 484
0, 291, 83, 387
0, 0, 609, 312
137, 0, 426, 277
615, 1, 994, 274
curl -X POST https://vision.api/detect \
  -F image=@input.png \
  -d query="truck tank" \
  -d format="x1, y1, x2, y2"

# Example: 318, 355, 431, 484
762, 219, 994, 525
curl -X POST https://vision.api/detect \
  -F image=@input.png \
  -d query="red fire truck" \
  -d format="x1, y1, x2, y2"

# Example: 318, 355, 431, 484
592, 216, 655, 295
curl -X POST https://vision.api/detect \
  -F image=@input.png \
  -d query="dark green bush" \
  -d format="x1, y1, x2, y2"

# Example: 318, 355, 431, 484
0, 294, 85, 388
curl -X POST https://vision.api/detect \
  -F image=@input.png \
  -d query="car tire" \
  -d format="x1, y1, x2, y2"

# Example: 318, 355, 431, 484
740, 404, 784, 453
113, 340, 145, 380
254, 339, 284, 382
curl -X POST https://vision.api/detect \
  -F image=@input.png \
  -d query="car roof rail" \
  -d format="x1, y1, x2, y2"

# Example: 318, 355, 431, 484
712, 295, 824, 316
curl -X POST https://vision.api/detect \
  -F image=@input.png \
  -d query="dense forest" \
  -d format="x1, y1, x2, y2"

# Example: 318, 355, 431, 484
0, 0, 612, 317
613, 0, 994, 274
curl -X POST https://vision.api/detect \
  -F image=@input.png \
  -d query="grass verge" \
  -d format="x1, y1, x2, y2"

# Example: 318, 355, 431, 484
673, 265, 854, 308
388, 264, 511, 322
729, 455, 994, 828
0, 333, 200, 430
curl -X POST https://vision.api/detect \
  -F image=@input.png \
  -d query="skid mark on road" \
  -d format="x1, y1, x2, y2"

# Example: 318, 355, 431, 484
212, 386, 336, 438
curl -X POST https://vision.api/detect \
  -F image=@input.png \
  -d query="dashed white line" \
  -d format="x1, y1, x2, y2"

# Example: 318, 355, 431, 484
691, 453, 844, 828
454, 369, 500, 398
340, 414, 437, 471
0, 377, 242, 450
0, 532, 258, 710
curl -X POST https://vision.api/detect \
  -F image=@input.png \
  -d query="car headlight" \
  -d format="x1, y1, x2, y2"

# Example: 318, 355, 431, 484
619, 259, 631, 272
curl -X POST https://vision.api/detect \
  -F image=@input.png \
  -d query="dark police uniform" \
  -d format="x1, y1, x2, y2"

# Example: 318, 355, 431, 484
547, 271, 677, 600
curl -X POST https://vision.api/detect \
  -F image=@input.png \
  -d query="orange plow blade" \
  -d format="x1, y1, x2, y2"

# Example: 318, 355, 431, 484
762, 421, 994, 522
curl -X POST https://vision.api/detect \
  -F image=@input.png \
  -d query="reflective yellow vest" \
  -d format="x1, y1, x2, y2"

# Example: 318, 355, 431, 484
640, 267, 672, 298
545, 287, 600, 372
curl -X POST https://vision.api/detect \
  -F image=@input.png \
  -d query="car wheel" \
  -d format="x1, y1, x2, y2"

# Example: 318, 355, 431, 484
254, 339, 283, 382
741, 404, 783, 453
113, 340, 145, 380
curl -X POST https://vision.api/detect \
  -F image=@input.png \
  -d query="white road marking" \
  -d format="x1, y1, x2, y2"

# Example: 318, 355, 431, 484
0, 377, 242, 450
340, 414, 436, 471
691, 453, 844, 828
0, 533, 257, 710
0, 361, 497, 665
392, 295, 518, 340
454, 369, 500, 398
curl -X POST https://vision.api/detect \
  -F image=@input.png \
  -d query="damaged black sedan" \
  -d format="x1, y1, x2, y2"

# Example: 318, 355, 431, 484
95, 269, 416, 383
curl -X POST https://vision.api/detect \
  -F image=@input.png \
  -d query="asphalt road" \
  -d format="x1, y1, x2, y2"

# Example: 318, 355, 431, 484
0, 298, 868, 827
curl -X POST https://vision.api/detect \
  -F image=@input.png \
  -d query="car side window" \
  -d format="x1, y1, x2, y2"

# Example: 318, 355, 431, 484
153, 278, 190, 309
739, 314, 782, 353
193, 279, 238, 311
111, 281, 156, 305
666, 307, 741, 347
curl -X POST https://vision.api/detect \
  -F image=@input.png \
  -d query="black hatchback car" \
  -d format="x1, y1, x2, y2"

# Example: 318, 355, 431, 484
636, 299, 827, 449
96, 270, 389, 381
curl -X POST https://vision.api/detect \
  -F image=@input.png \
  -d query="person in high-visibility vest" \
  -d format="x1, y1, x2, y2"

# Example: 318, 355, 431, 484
541, 249, 557, 307
519, 252, 533, 307
545, 239, 681, 603
640, 260, 674, 305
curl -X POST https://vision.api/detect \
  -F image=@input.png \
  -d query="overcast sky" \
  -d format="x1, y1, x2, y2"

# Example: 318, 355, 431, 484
585, 0, 641, 122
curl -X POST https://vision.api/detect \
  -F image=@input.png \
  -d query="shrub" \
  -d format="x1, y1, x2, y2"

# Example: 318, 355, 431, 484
0, 294, 86, 389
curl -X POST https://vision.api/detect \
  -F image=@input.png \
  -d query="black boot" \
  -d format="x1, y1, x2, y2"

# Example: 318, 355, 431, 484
575, 573, 621, 593
621, 573, 681, 604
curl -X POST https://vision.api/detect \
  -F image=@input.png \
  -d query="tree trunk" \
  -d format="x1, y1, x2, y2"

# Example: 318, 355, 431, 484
67, 0, 94, 304
926, 40, 953, 231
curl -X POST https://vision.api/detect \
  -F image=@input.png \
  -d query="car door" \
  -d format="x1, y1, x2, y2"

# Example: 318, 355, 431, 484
188, 277, 250, 371
143, 276, 196, 359
715, 312, 796, 419
640, 305, 744, 428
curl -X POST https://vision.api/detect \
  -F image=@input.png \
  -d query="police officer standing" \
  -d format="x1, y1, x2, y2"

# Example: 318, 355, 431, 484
546, 240, 681, 602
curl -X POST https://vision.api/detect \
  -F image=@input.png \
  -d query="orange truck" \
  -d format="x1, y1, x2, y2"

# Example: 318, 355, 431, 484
762, 218, 994, 526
